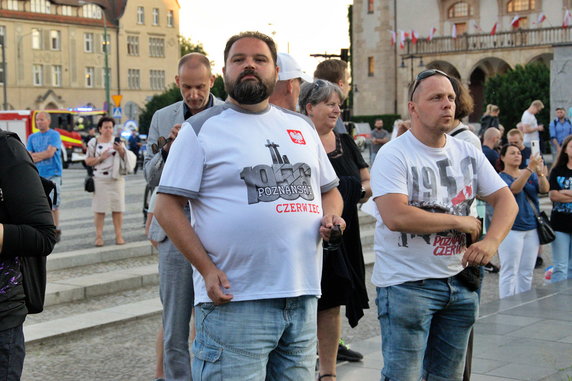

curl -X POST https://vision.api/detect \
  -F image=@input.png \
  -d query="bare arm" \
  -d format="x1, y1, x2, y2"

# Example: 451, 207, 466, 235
154, 193, 233, 305
463, 187, 517, 267
359, 167, 372, 203
549, 189, 572, 203
375, 193, 482, 239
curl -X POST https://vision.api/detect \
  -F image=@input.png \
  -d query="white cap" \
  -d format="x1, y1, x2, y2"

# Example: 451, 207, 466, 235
276, 52, 313, 83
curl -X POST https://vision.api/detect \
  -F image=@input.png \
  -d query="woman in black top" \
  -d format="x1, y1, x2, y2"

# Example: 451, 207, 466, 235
0, 130, 55, 379
300, 80, 371, 381
549, 135, 572, 282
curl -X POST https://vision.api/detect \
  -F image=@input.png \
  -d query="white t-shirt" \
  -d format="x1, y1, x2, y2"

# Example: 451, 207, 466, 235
158, 103, 338, 304
521, 110, 539, 145
370, 131, 506, 287
449, 123, 481, 217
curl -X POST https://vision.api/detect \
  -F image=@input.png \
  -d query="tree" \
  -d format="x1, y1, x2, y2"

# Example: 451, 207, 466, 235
211, 75, 227, 100
138, 85, 181, 135
179, 35, 206, 56
484, 63, 550, 142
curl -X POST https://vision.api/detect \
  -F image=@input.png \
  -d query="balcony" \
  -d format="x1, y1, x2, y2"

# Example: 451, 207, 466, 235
404, 26, 572, 56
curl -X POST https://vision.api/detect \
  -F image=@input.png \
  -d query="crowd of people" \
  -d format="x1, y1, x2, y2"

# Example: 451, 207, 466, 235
2, 29, 572, 381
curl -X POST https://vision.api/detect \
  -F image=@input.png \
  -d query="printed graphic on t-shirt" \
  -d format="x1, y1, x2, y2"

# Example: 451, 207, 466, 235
287, 130, 306, 145
555, 176, 572, 213
240, 139, 315, 205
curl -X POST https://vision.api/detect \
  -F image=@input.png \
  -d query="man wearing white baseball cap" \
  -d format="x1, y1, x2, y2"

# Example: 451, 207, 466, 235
269, 52, 313, 111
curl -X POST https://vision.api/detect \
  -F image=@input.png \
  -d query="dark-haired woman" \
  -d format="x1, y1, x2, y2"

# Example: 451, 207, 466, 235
497, 144, 549, 298
549, 135, 572, 282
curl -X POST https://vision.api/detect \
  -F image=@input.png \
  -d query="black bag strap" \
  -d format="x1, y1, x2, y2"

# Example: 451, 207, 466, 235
451, 127, 469, 137
523, 191, 540, 218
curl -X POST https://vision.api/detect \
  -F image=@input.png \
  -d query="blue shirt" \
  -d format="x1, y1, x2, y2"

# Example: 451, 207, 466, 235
549, 118, 572, 145
500, 172, 539, 231
482, 145, 499, 171
26, 129, 63, 177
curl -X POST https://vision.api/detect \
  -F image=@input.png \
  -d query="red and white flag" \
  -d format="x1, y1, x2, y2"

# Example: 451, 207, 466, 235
389, 30, 396, 46
535, 13, 547, 25
471, 20, 483, 32
399, 30, 406, 49
427, 27, 437, 41
511, 15, 521, 28
490, 22, 498, 35
451, 24, 457, 39
564, 9, 571, 29
411, 30, 419, 44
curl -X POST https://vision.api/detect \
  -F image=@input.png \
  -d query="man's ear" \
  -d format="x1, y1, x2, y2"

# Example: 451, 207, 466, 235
286, 79, 295, 95
209, 75, 215, 89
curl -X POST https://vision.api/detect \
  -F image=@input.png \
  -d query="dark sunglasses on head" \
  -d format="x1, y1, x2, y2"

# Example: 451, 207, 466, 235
301, 79, 329, 109
409, 69, 450, 101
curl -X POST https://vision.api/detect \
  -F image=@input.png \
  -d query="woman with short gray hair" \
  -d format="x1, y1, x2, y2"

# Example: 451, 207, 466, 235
300, 79, 371, 380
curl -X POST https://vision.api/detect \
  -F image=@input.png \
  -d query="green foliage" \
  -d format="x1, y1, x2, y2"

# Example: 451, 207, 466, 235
179, 36, 207, 56
211, 75, 227, 101
138, 85, 182, 135
484, 63, 550, 140
350, 114, 401, 132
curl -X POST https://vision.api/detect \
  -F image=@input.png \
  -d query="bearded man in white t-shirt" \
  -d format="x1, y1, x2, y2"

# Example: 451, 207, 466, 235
370, 69, 517, 381
154, 31, 344, 381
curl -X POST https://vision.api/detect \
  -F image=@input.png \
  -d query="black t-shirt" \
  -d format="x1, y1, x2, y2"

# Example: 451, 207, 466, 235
549, 165, 572, 233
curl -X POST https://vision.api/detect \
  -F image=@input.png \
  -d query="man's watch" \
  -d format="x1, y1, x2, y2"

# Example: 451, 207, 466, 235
360, 187, 366, 199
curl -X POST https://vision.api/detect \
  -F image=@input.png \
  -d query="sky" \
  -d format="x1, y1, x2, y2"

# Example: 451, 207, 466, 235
178, 0, 353, 76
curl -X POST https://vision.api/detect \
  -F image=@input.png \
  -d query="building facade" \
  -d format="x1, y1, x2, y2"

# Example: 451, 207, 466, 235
352, 0, 572, 121
0, 0, 180, 123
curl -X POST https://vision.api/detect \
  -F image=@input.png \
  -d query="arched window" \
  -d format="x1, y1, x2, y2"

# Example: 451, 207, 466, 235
507, 0, 535, 12
448, 2, 473, 18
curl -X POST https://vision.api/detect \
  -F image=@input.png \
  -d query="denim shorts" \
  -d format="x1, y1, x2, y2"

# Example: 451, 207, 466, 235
48, 175, 62, 209
192, 296, 317, 381
376, 277, 479, 381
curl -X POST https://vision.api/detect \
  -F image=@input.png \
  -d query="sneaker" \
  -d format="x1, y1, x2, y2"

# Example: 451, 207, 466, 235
535, 256, 544, 269
483, 262, 499, 273
337, 339, 363, 362
54, 229, 61, 243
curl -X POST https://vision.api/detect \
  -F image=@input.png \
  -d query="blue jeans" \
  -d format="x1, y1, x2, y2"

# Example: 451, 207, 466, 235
192, 296, 318, 381
376, 277, 479, 381
159, 237, 195, 381
551, 231, 572, 283
0, 324, 25, 381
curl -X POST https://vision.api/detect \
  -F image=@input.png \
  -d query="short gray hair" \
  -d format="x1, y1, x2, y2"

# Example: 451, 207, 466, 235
298, 80, 344, 115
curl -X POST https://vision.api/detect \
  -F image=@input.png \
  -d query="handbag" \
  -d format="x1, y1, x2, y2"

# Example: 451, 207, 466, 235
84, 175, 95, 192
525, 193, 555, 245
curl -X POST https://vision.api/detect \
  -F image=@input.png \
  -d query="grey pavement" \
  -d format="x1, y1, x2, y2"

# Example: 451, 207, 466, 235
20, 164, 571, 381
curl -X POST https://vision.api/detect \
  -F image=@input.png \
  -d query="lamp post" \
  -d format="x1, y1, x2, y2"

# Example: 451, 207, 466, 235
400, 54, 425, 83
0, 32, 7, 110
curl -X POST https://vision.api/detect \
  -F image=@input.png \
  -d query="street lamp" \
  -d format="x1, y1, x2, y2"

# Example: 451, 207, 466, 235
0, 31, 7, 110
400, 54, 425, 83
79, 1, 110, 115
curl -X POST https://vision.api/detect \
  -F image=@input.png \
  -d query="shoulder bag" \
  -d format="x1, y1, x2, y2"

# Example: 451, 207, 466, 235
524, 192, 555, 245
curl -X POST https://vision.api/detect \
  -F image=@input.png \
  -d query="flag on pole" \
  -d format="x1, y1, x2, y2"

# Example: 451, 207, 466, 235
451, 24, 457, 39
411, 30, 419, 44
534, 13, 546, 25
427, 27, 437, 41
399, 30, 406, 49
389, 30, 396, 46
511, 15, 521, 28
490, 22, 498, 35
564, 9, 571, 29
471, 20, 483, 32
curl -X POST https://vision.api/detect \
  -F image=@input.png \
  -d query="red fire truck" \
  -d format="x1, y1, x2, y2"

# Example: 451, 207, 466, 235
0, 108, 106, 168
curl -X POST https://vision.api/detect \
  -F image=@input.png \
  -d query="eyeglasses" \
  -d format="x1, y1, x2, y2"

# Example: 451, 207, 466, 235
409, 69, 450, 101
301, 79, 328, 110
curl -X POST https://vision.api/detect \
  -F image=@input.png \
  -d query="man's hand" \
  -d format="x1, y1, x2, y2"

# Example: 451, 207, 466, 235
462, 238, 498, 268
163, 124, 182, 153
538, 124, 544, 132
320, 214, 346, 241
456, 215, 482, 244
204, 267, 233, 305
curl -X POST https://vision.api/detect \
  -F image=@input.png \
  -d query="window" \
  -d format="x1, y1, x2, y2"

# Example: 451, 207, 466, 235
127, 35, 139, 56
50, 30, 61, 51
85, 67, 94, 87
507, 0, 535, 12
448, 2, 473, 18
368, 57, 375, 77
84, 33, 94, 52
7, 0, 18, 11
150, 70, 165, 90
61, 5, 73, 16
128, 69, 140, 89
32, 28, 42, 50
153, 8, 160, 25
52, 65, 62, 87
167, 10, 174, 27
137, 6, 145, 24
149, 37, 165, 57
33, 64, 43, 86
82, 4, 102, 19
368, 0, 374, 13
31, 0, 50, 13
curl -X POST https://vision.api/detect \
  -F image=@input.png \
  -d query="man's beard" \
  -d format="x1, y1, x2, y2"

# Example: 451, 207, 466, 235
225, 69, 275, 105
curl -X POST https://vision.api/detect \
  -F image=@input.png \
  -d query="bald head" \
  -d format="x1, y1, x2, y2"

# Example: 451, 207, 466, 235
176, 53, 215, 115
35, 111, 51, 132
483, 127, 501, 148
178, 53, 212, 75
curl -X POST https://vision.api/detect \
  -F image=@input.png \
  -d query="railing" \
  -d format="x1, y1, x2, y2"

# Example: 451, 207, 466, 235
405, 26, 572, 55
